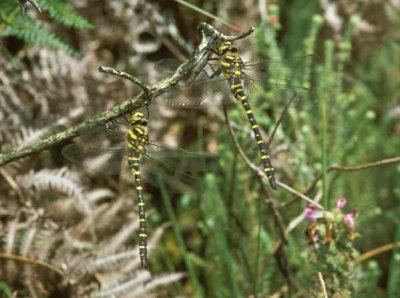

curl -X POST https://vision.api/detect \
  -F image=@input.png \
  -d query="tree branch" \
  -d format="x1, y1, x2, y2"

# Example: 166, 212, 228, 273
0, 22, 253, 166
305, 156, 400, 194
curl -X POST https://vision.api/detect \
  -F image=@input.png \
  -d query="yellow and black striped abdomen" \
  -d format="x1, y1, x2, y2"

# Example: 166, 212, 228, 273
126, 112, 150, 269
220, 54, 277, 190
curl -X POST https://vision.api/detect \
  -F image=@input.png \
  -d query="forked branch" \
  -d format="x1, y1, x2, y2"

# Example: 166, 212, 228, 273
0, 23, 253, 166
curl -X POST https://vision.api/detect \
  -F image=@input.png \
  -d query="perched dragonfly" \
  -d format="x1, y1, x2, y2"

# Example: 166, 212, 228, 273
153, 42, 319, 190
62, 112, 213, 268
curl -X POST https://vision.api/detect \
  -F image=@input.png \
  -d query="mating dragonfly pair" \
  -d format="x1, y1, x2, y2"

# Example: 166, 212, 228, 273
62, 41, 318, 269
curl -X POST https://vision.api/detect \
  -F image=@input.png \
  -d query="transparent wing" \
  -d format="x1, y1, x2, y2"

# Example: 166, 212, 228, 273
242, 55, 321, 106
153, 55, 320, 109
154, 68, 234, 109
141, 141, 217, 193
61, 125, 127, 175
62, 143, 127, 175
153, 59, 184, 77
243, 75, 316, 102
62, 126, 216, 191
243, 55, 319, 83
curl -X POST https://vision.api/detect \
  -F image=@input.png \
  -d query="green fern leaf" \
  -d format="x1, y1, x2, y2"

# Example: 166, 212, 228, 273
40, 0, 94, 29
0, 15, 80, 56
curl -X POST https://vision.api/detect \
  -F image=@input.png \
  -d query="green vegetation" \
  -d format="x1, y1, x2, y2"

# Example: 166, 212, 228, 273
0, 0, 399, 297
0, 0, 92, 56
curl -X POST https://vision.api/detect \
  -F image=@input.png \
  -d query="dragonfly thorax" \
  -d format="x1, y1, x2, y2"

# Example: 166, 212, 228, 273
129, 112, 148, 127
127, 126, 148, 150
127, 112, 149, 154
219, 52, 245, 80
216, 41, 238, 56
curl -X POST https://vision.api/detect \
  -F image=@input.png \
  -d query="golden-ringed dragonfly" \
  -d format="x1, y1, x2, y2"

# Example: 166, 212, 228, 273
155, 42, 319, 190
62, 112, 211, 269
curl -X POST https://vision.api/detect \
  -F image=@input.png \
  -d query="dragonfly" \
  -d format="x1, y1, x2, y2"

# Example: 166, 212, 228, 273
62, 112, 212, 269
153, 41, 319, 190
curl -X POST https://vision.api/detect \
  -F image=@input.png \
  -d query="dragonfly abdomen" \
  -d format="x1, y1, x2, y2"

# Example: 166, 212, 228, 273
233, 85, 277, 190
127, 155, 148, 268
218, 47, 277, 190
127, 112, 150, 269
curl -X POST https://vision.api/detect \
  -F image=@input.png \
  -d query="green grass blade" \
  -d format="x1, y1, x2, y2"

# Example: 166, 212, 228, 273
174, 0, 240, 32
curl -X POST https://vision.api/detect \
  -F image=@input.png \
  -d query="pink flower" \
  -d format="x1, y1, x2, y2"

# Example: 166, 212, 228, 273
304, 205, 323, 222
336, 197, 347, 210
343, 211, 358, 229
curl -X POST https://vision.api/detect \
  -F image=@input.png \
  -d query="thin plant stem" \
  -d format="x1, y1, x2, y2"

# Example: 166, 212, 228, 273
321, 40, 334, 209
318, 272, 328, 298
304, 156, 400, 194
174, 0, 240, 32
156, 172, 204, 298
321, 93, 329, 208
267, 92, 297, 147
358, 242, 400, 263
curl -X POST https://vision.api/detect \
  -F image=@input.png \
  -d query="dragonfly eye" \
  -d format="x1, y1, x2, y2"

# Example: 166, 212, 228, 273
217, 41, 235, 55
129, 112, 148, 126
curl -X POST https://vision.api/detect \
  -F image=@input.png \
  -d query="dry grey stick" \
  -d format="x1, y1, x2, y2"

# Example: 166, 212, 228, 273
0, 22, 254, 166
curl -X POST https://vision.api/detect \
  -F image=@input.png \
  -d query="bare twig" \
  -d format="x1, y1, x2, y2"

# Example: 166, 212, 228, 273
318, 272, 328, 298
305, 156, 400, 193
329, 157, 400, 171
277, 181, 323, 209
358, 242, 400, 263
267, 92, 298, 147
174, 0, 241, 32
98, 66, 151, 93
0, 23, 253, 166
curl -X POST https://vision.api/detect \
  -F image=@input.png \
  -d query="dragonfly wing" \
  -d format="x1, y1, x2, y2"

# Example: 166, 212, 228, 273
153, 59, 183, 77
140, 142, 217, 193
154, 59, 220, 79
153, 60, 235, 109
67, 124, 127, 145
243, 69, 318, 105
244, 55, 320, 94
154, 78, 230, 109
62, 144, 127, 175
146, 141, 216, 159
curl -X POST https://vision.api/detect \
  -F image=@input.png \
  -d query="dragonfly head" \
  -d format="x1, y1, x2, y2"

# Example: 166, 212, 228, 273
129, 112, 148, 127
217, 41, 238, 56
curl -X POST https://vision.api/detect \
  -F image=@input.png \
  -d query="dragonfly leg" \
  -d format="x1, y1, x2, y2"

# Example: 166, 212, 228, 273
105, 121, 122, 132
204, 46, 219, 55
203, 64, 222, 79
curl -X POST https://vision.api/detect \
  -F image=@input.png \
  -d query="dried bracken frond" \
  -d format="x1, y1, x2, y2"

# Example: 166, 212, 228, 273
17, 168, 91, 215
131, 272, 186, 297
0, 188, 178, 297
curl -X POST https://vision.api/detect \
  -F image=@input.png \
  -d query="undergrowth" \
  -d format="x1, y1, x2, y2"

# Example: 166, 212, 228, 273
1, 0, 400, 297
